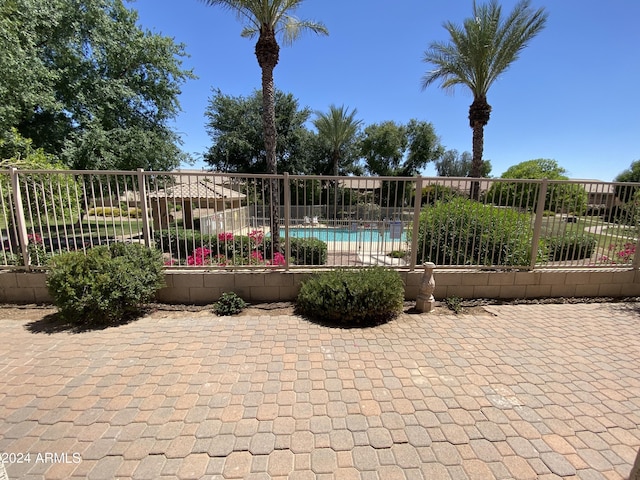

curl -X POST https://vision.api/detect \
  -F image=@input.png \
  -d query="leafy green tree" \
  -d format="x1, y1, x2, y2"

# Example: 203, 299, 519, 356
360, 122, 407, 177
501, 158, 567, 179
422, 0, 547, 198
312, 105, 362, 177
204, 89, 314, 174
614, 159, 640, 202
201, 0, 328, 252
1, 0, 194, 171
487, 159, 587, 213
0, 0, 56, 134
610, 160, 640, 225
615, 160, 640, 183
435, 149, 492, 177
0, 130, 80, 252
360, 120, 442, 177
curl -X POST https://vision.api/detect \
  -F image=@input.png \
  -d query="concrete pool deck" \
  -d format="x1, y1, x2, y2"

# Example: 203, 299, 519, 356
1, 302, 639, 479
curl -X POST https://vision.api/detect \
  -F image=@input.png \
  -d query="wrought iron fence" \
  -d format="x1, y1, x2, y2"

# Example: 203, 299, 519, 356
1, 168, 638, 271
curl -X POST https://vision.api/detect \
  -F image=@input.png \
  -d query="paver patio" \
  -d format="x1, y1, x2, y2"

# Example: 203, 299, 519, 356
0, 302, 639, 479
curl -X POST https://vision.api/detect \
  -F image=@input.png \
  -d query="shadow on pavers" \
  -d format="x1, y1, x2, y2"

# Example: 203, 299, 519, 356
25, 309, 147, 335
630, 447, 640, 480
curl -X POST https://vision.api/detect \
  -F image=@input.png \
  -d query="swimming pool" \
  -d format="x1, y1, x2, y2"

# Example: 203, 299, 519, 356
281, 227, 406, 243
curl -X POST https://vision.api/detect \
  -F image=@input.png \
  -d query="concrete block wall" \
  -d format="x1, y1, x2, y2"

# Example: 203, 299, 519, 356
2, 269, 639, 305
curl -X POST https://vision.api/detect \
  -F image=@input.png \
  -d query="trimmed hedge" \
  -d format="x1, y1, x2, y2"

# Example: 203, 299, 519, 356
544, 233, 597, 261
416, 197, 535, 267
289, 237, 327, 266
296, 267, 404, 325
46, 243, 164, 325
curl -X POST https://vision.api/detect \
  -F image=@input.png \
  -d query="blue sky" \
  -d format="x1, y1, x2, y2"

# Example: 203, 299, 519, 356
133, 0, 639, 181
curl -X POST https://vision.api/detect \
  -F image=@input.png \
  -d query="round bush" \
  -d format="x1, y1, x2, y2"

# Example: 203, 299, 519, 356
415, 197, 535, 267
46, 243, 165, 325
296, 267, 404, 325
213, 292, 248, 316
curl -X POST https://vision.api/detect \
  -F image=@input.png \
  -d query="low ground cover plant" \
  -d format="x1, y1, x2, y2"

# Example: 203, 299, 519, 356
46, 243, 164, 325
213, 292, 248, 316
296, 267, 404, 326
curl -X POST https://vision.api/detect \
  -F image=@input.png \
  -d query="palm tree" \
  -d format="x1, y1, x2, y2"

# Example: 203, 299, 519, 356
201, 0, 328, 252
313, 104, 362, 177
422, 0, 547, 199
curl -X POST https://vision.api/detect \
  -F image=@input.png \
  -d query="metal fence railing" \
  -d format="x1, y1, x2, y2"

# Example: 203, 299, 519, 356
1, 168, 638, 271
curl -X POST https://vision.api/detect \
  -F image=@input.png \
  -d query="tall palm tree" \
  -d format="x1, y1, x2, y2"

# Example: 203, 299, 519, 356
313, 104, 362, 177
422, 0, 547, 198
201, 0, 328, 252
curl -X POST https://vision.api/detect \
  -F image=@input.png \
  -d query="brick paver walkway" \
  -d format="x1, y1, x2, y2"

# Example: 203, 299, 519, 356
1, 303, 639, 479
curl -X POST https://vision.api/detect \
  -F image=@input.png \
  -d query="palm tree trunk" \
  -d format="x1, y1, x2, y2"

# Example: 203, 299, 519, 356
470, 121, 484, 201
256, 31, 280, 254
468, 98, 491, 201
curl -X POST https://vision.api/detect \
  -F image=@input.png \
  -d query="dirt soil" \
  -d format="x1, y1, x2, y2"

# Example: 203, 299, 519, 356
0, 297, 636, 323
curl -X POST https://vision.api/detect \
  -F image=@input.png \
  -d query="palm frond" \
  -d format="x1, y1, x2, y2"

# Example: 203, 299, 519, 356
201, 0, 327, 44
278, 15, 328, 46
421, 0, 547, 98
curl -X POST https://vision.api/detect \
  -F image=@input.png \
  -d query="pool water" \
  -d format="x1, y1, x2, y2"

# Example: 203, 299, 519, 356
281, 227, 406, 243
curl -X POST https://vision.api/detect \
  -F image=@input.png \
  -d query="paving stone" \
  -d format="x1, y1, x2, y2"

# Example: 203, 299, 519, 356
223, 451, 252, 479
2, 304, 640, 479
310, 448, 337, 474
267, 450, 294, 477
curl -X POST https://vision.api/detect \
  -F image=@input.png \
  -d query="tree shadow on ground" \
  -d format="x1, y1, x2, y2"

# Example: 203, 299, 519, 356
25, 309, 147, 334
629, 447, 640, 480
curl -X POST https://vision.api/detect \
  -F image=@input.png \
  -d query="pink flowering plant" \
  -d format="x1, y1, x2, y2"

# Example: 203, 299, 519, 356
270, 252, 286, 267
600, 241, 636, 265
218, 232, 234, 243
173, 229, 287, 268
187, 247, 212, 266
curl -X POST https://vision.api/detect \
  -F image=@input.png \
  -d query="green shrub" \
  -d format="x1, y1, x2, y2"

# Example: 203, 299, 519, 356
296, 267, 404, 325
213, 292, 248, 316
419, 184, 464, 205
486, 181, 588, 214
445, 296, 463, 314
154, 229, 328, 266
289, 237, 327, 265
154, 228, 210, 258
544, 233, 597, 261
415, 197, 535, 267
88, 206, 122, 217
46, 243, 165, 325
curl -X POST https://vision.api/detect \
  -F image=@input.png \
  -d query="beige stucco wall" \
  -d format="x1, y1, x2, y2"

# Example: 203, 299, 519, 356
3, 268, 638, 305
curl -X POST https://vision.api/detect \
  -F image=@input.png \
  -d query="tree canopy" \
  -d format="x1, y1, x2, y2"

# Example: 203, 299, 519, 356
1, 0, 194, 171
313, 105, 362, 177
204, 89, 314, 174
435, 149, 492, 177
500, 158, 568, 180
360, 120, 443, 176
487, 159, 587, 213
615, 160, 640, 183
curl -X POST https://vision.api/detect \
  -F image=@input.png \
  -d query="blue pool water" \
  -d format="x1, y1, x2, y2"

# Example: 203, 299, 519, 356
281, 227, 405, 243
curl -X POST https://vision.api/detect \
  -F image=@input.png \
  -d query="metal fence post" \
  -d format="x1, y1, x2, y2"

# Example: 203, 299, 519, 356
283, 172, 291, 271
409, 176, 423, 271
529, 178, 548, 271
633, 236, 640, 270
136, 169, 152, 248
9, 167, 30, 270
